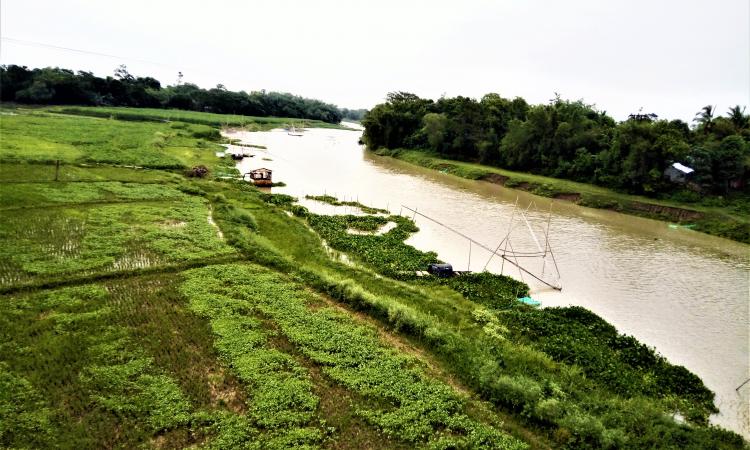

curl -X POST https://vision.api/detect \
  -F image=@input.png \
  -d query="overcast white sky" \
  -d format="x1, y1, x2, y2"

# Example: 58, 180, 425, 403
1, 0, 748, 122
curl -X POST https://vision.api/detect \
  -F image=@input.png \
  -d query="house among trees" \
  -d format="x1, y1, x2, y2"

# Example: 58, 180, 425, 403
664, 162, 695, 184
245, 168, 272, 186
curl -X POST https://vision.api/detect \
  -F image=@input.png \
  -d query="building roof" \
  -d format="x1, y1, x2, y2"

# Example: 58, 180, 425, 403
250, 167, 272, 173
671, 162, 694, 174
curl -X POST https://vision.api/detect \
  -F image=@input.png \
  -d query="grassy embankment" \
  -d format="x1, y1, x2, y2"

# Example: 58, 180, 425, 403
0, 106, 746, 449
48, 105, 350, 130
0, 107, 524, 449
371, 148, 750, 244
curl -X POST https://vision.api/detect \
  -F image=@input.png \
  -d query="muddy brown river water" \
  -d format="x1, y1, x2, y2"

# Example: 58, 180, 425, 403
227, 124, 750, 438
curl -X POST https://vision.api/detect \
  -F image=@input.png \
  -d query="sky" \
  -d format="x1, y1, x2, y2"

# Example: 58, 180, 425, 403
1, 0, 748, 122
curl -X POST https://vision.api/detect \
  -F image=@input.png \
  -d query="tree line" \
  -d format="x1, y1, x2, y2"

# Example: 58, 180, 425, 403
362, 92, 750, 196
0, 64, 345, 123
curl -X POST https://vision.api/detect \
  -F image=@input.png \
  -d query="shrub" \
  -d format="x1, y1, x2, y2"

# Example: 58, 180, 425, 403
489, 375, 543, 410
533, 398, 564, 423
186, 165, 210, 178
289, 205, 309, 218
190, 126, 221, 141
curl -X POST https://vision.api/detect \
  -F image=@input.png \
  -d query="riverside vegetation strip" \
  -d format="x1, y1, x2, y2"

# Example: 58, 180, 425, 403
0, 105, 746, 449
372, 148, 750, 244
360, 92, 750, 244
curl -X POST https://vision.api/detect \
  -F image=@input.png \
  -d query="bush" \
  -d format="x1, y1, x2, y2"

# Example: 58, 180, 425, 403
489, 375, 542, 410
213, 202, 258, 231
533, 398, 564, 423
190, 126, 221, 141
289, 205, 308, 218
186, 165, 210, 178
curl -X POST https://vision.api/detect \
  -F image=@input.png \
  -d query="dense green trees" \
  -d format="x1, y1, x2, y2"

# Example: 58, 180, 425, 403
339, 108, 368, 121
362, 92, 750, 197
0, 65, 343, 123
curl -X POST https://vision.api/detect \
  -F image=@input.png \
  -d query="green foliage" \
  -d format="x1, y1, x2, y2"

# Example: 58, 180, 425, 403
422, 112, 449, 152
181, 263, 525, 449
307, 213, 438, 277
0, 363, 55, 448
0, 284, 198, 447
440, 272, 528, 308
1, 109, 746, 449
55, 105, 344, 129
0, 197, 235, 289
259, 192, 298, 207
229, 194, 744, 448
362, 91, 750, 199
0, 180, 187, 209
0, 111, 225, 170
2, 64, 344, 123
374, 148, 750, 244
0, 162, 181, 183
181, 268, 324, 446
214, 200, 259, 231
305, 194, 389, 214
500, 306, 717, 419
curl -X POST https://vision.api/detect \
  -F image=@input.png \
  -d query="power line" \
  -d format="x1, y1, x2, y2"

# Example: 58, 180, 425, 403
0, 36, 192, 72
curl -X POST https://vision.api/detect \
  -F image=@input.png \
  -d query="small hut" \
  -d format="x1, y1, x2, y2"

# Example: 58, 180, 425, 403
246, 168, 273, 186
664, 162, 694, 184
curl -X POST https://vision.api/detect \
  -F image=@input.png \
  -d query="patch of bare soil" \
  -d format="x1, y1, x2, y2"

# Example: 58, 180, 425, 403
481, 173, 509, 185
553, 193, 581, 202
629, 201, 703, 221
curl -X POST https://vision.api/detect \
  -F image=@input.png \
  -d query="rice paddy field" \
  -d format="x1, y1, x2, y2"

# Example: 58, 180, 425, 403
0, 106, 746, 449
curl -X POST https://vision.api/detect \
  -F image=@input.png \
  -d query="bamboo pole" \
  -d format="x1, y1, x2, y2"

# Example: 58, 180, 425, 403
400, 204, 562, 290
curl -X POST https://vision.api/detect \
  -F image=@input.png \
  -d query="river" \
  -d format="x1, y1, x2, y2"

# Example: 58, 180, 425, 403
227, 124, 750, 438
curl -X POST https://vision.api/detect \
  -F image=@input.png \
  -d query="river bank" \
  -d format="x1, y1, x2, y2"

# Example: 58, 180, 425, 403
230, 124, 749, 439
370, 148, 750, 244
1, 106, 746, 448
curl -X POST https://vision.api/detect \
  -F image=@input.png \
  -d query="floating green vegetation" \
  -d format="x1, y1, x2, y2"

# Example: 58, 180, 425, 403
438, 271, 529, 309
499, 306, 717, 421
303, 205, 528, 309
306, 194, 389, 214
307, 213, 437, 277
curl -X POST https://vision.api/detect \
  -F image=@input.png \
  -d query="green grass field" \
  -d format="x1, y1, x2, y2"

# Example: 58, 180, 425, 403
50, 105, 349, 130
0, 106, 745, 449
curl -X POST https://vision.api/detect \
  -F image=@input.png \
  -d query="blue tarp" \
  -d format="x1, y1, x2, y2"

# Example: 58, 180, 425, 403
517, 296, 541, 307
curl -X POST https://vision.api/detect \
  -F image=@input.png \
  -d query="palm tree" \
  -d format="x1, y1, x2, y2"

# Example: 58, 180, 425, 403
727, 105, 748, 130
693, 105, 715, 133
